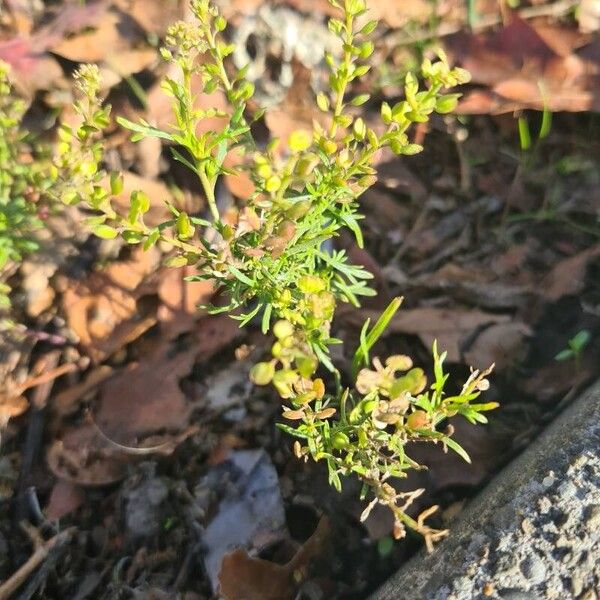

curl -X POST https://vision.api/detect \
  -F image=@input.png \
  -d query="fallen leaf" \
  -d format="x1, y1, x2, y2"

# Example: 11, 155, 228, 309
0, 2, 109, 96
51, 9, 129, 63
45, 480, 85, 520
541, 245, 600, 301
203, 449, 287, 592
52, 365, 114, 418
346, 307, 510, 362
446, 15, 600, 113
522, 354, 597, 402
100, 47, 158, 82
156, 267, 215, 338
95, 340, 197, 438
0, 37, 64, 97
62, 246, 160, 363
114, 0, 185, 36
48, 315, 241, 485
219, 516, 330, 600
411, 419, 504, 490
0, 394, 28, 428
47, 423, 130, 486
464, 322, 531, 371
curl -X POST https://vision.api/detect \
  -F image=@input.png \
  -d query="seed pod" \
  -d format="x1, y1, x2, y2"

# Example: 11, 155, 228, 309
293, 440, 303, 458
406, 410, 429, 429
273, 320, 294, 340
331, 431, 350, 450
312, 378, 325, 399
265, 175, 282, 192
296, 355, 318, 378
288, 130, 312, 152
250, 362, 275, 385
285, 199, 311, 219
321, 139, 337, 154
176, 212, 194, 239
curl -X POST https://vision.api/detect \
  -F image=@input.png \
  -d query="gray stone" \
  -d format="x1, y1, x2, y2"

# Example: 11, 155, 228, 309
370, 380, 600, 600
125, 475, 169, 541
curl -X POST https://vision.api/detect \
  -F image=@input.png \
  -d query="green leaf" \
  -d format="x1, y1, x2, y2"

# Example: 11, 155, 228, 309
92, 224, 118, 239
228, 264, 254, 286
143, 229, 160, 250
340, 213, 364, 248
261, 303, 272, 334
351, 297, 403, 378
171, 148, 199, 174
570, 329, 591, 351
116, 117, 174, 142
443, 436, 471, 463
554, 349, 573, 362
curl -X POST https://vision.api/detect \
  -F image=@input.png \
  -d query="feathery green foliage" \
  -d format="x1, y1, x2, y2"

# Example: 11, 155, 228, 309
60, 0, 496, 548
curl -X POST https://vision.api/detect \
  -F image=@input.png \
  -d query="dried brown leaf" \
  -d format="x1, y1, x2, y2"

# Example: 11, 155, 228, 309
62, 246, 160, 363
219, 517, 330, 600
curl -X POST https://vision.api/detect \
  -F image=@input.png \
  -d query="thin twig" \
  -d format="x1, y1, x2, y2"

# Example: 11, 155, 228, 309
12, 361, 80, 397
0, 527, 76, 600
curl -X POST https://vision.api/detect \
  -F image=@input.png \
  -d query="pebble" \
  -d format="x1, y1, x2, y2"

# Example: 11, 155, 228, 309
125, 476, 169, 541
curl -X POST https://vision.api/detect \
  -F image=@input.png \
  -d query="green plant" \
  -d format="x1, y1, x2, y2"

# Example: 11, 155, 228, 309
59, 0, 496, 549
555, 329, 591, 371
0, 61, 46, 309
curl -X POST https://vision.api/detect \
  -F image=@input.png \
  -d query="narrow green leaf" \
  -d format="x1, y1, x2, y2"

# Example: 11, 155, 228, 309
444, 437, 471, 463
352, 297, 403, 378
116, 116, 174, 142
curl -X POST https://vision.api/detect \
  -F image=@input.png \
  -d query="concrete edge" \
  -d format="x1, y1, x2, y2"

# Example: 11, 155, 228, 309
369, 379, 600, 600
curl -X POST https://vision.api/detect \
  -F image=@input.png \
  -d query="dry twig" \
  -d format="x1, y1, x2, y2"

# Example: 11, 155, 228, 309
0, 527, 76, 600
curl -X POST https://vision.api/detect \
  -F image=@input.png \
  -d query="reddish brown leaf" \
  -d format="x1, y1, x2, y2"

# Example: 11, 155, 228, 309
541, 246, 600, 301
62, 246, 160, 363
45, 481, 85, 520
219, 517, 330, 600
464, 322, 531, 371
157, 267, 215, 338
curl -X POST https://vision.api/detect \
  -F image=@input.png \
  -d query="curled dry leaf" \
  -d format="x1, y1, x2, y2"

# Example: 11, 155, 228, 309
47, 423, 130, 487
95, 342, 198, 438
